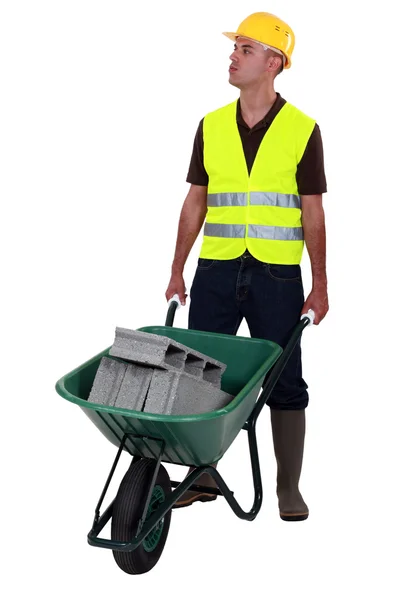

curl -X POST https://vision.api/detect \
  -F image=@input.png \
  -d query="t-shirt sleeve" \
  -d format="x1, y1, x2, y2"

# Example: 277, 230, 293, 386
296, 123, 327, 195
186, 118, 209, 186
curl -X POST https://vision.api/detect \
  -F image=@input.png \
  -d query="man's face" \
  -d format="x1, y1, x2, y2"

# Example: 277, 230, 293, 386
228, 37, 273, 88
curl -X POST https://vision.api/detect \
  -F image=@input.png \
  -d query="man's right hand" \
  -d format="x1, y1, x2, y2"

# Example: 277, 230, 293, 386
165, 274, 187, 306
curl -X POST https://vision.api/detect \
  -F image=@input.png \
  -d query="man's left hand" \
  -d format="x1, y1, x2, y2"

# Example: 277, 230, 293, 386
302, 287, 329, 325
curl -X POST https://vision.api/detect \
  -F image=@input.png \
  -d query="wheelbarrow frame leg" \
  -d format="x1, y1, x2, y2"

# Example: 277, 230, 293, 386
171, 417, 263, 520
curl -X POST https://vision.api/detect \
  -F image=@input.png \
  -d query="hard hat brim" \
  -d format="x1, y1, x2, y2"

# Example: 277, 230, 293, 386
222, 32, 238, 42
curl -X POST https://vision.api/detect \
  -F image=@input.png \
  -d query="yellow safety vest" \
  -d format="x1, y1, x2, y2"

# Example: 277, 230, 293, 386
200, 100, 316, 264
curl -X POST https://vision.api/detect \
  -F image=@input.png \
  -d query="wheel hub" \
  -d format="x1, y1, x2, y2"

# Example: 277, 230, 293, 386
143, 485, 165, 552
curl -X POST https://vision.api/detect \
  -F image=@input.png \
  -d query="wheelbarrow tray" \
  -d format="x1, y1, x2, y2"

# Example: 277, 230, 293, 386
56, 325, 282, 466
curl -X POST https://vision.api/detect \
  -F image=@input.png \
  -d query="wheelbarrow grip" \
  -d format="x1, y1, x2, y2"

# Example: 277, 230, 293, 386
165, 294, 182, 326
300, 308, 315, 326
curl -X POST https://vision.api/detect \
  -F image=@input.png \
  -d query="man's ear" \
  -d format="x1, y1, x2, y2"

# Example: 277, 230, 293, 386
266, 55, 282, 74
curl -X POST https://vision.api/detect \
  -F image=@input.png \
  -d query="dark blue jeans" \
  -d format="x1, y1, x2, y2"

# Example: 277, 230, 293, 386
188, 250, 308, 410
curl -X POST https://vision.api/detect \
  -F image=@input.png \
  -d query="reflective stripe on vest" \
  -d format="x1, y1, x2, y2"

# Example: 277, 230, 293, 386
248, 225, 304, 241
204, 223, 246, 238
207, 192, 301, 209
207, 192, 247, 207
204, 223, 303, 241
200, 100, 316, 264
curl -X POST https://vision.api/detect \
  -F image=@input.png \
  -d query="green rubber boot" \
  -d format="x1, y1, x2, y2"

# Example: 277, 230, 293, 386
270, 409, 309, 521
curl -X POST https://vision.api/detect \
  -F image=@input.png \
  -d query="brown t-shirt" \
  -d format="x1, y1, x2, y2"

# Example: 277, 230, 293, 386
186, 93, 327, 195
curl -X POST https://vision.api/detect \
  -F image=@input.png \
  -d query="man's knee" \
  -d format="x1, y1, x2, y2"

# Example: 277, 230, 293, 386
263, 376, 309, 410
267, 393, 309, 411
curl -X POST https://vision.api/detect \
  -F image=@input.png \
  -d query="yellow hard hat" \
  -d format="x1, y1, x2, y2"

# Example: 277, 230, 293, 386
223, 12, 295, 69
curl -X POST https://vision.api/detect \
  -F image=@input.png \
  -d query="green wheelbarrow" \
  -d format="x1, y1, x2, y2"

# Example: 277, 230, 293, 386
55, 300, 314, 575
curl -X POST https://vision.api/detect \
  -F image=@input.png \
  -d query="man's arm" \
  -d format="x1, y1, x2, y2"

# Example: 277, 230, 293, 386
165, 184, 208, 305
301, 194, 329, 325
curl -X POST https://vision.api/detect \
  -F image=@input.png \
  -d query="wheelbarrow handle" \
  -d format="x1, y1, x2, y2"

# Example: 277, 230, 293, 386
165, 294, 182, 326
249, 314, 313, 426
300, 308, 315, 326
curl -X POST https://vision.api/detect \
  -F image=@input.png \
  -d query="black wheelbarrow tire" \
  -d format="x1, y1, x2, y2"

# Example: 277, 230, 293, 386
111, 458, 172, 575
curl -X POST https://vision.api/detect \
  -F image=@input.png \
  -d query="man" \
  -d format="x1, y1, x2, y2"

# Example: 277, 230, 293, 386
165, 12, 328, 521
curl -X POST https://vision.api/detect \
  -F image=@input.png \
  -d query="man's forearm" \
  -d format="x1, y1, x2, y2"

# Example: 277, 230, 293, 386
172, 197, 207, 275
300, 195, 329, 324
302, 208, 327, 289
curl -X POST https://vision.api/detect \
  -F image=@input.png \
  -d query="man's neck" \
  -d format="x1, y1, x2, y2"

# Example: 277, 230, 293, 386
239, 88, 277, 129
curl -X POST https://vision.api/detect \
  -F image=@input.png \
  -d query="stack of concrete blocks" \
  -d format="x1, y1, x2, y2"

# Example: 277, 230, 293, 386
88, 328, 234, 415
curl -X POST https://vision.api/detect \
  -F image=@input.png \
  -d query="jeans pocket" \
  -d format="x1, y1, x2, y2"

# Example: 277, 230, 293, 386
197, 258, 216, 270
267, 263, 301, 282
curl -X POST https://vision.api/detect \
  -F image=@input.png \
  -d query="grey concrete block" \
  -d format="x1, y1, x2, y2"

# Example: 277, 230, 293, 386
143, 370, 234, 415
114, 364, 154, 411
184, 353, 205, 378
88, 357, 155, 411
110, 328, 185, 369
109, 328, 226, 387
88, 357, 127, 406
203, 362, 223, 387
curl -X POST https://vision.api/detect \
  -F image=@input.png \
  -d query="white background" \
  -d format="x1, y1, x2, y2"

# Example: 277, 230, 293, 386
1, 0, 399, 598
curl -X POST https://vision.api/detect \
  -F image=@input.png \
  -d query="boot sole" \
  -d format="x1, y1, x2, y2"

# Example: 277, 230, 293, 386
173, 493, 217, 509
280, 512, 309, 522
